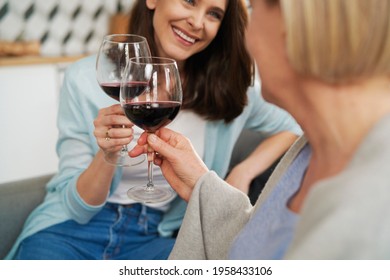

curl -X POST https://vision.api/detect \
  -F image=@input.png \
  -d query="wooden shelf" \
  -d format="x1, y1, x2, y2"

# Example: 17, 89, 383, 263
0, 55, 86, 67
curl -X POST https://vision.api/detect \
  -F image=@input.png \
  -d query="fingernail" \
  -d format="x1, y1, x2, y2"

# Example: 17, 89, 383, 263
148, 134, 157, 143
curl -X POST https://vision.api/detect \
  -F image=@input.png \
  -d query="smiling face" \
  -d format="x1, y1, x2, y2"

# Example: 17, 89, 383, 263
146, 0, 227, 66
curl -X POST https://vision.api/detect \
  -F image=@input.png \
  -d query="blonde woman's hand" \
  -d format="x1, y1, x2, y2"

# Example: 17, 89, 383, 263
130, 128, 209, 202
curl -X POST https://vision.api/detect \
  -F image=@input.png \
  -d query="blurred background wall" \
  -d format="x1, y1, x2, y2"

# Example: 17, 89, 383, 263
0, 0, 136, 56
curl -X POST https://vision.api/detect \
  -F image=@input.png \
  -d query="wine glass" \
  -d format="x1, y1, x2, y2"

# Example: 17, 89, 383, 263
96, 34, 151, 166
120, 57, 183, 203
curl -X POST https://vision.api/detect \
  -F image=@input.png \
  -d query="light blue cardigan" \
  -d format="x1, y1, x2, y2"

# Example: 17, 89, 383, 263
6, 56, 301, 259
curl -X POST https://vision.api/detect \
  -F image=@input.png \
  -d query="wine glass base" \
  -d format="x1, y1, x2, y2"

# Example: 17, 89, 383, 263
104, 152, 145, 167
127, 185, 174, 203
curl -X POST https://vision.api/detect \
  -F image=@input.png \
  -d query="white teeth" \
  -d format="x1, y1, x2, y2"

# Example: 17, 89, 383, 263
173, 27, 196, 44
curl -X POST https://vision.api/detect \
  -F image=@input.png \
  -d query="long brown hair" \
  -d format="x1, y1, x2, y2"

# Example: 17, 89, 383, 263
129, 0, 253, 123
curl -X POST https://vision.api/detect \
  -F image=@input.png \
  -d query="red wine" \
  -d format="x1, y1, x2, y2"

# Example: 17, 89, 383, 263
100, 82, 147, 101
100, 82, 120, 101
123, 101, 181, 132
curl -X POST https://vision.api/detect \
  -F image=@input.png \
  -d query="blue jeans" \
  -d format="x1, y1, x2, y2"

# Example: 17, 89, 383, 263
14, 203, 175, 260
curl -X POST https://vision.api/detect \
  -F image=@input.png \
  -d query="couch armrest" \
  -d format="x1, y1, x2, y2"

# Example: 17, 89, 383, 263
0, 174, 53, 259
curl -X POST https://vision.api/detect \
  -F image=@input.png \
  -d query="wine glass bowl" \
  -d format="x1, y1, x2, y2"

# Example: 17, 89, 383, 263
121, 57, 183, 203
96, 34, 151, 166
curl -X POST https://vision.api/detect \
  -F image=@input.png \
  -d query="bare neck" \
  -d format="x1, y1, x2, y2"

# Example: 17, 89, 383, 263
297, 78, 389, 178
287, 76, 390, 212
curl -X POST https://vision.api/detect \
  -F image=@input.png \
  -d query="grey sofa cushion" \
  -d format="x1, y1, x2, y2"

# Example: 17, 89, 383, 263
0, 174, 53, 259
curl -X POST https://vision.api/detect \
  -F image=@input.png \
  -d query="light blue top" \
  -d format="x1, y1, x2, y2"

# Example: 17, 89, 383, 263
6, 55, 301, 259
228, 144, 311, 259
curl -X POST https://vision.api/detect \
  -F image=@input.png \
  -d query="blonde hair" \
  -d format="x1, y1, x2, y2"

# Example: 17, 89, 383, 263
280, 0, 390, 83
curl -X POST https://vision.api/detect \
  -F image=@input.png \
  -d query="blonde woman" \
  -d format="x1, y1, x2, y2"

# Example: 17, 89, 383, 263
132, 0, 390, 259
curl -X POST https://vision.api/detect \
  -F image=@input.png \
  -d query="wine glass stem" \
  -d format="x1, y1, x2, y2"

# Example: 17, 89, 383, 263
146, 150, 154, 192
120, 124, 127, 155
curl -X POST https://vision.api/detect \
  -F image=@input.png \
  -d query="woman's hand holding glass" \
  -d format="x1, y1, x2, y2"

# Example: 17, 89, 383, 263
130, 128, 209, 202
94, 104, 136, 156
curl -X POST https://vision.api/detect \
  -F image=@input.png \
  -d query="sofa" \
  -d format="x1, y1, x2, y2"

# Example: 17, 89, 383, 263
0, 174, 53, 259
